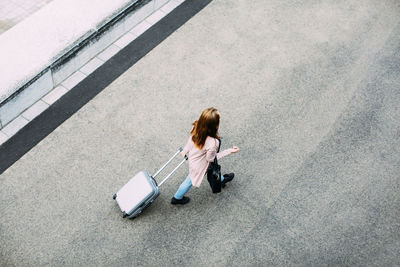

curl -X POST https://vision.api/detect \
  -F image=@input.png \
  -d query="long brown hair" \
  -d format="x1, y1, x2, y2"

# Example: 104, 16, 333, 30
191, 107, 220, 149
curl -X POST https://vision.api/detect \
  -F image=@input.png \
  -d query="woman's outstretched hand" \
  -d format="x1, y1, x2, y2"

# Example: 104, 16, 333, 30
231, 146, 240, 153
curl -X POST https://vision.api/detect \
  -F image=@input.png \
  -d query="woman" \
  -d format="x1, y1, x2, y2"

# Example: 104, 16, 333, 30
171, 107, 240, 205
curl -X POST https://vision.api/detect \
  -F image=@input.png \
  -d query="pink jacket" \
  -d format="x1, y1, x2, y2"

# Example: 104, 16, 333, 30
182, 136, 234, 187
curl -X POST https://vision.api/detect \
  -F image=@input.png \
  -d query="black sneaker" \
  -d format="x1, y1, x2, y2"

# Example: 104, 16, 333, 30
222, 173, 235, 188
171, 196, 190, 205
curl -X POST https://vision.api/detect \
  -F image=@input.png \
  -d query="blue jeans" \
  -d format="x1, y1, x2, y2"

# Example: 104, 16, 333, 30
174, 175, 225, 199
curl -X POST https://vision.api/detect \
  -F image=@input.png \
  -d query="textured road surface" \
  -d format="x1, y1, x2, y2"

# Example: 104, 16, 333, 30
1, 0, 400, 265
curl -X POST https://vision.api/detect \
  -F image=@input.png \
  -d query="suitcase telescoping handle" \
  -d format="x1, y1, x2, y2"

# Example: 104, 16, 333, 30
153, 148, 188, 186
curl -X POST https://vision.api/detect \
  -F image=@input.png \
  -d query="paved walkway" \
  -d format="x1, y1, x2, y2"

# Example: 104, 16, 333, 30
1, 0, 399, 265
0, 0, 54, 35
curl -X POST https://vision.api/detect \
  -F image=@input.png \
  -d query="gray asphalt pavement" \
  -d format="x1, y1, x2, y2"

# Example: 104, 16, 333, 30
1, 0, 400, 266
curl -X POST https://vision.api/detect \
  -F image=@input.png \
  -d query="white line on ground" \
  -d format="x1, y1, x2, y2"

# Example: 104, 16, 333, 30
61, 71, 87, 90
2, 116, 29, 137
21, 100, 49, 121
80, 57, 105, 75
42, 85, 68, 105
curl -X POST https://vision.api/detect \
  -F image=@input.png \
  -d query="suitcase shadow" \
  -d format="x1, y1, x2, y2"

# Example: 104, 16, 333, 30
113, 183, 238, 221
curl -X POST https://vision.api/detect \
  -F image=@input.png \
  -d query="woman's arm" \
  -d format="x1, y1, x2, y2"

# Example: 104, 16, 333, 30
206, 146, 218, 162
216, 148, 234, 160
206, 139, 240, 161
181, 136, 192, 157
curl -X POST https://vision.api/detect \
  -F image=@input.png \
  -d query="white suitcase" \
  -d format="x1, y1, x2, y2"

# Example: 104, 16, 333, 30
113, 148, 187, 219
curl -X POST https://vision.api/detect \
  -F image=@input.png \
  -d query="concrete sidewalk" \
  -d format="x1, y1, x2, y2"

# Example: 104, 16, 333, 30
1, 0, 400, 265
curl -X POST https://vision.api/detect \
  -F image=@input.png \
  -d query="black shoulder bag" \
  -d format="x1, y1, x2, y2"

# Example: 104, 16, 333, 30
207, 139, 222, 193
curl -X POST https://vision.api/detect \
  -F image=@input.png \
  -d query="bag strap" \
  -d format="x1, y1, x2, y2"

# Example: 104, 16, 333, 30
213, 138, 221, 164
217, 138, 221, 153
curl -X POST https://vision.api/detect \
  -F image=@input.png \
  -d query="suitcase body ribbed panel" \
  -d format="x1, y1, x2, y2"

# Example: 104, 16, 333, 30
115, 171, 160, 219
114, 148, 187, 219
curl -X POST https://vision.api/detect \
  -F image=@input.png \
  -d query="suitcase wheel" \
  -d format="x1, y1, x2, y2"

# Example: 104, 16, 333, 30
113, 194, 117, 200
122, 211, 127, 218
